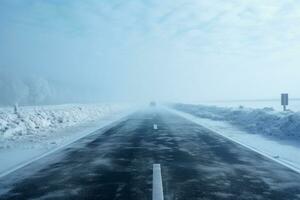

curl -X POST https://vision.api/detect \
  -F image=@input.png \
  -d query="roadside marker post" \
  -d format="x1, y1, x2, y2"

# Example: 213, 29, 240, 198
153, 164, 164, 200
281, 93, 289, 111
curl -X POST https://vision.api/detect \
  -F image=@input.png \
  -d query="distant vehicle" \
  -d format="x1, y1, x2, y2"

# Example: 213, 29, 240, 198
150, 101, 156, 107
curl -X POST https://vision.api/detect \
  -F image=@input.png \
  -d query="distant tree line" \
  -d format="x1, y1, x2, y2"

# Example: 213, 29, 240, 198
0, 73, 54, 106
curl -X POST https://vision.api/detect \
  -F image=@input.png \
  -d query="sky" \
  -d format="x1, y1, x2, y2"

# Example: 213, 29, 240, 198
1, 0, 300, 105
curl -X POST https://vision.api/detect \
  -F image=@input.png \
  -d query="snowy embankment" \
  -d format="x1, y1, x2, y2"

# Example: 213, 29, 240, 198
0, 104, 128, 147
0, 104, 131, 176
173, 103, 300, 140
169, 104, 300, 173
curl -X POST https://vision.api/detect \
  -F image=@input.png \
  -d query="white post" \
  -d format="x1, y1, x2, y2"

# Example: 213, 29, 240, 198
153, 164, 164, 200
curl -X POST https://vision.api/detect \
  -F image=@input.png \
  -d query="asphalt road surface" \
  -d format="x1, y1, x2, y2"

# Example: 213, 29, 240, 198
1, 108, 300, 200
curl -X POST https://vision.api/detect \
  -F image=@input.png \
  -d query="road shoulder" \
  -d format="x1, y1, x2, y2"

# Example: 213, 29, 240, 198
0, 110, 133, 178
166, 107, 300, 174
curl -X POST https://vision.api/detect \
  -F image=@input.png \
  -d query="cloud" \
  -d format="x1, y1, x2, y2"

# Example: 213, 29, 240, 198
1, 0, 300, 103
3, 0, 298, 56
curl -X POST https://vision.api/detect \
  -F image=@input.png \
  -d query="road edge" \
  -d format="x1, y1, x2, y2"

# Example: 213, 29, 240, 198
0, 110, 134, 179
166, 107, 300, 174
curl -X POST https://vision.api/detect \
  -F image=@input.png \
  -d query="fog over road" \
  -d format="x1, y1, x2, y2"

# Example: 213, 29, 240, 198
1, 108, 300, 200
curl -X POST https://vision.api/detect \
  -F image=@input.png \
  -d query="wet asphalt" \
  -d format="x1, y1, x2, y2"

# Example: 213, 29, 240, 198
0, 108, 300, 200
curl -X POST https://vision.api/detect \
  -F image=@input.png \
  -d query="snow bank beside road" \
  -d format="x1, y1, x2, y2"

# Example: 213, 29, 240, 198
0, 103, 131, 177
167, 108, 300, 174
0, 104, 127, 148
173, 103, 300, 140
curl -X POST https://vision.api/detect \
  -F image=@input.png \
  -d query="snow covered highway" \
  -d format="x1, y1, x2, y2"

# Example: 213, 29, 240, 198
0, 108, 300, 200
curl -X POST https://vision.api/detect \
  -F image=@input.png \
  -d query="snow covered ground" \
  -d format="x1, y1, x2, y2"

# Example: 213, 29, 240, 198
168, 104, 300, 173
173, 103, 300, 140
0, 103, 133, 177
193, 99, 300, 111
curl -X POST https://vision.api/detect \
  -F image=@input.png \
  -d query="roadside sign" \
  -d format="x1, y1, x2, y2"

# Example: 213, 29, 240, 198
281, 93, 288, 111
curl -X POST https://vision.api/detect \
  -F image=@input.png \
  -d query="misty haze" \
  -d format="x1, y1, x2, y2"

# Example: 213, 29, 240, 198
1, 1, 300, 200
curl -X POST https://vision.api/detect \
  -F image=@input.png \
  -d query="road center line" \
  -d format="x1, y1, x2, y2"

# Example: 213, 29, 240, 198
153, 164, 164, 200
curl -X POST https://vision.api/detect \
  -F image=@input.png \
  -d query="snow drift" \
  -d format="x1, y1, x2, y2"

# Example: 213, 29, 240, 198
0, 104, 126, 148
172, 103, 300, 140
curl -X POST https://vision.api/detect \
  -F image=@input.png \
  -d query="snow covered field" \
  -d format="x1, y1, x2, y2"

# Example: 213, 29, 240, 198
169, 104, 300, 173
0, 104, 132, 176
197, 99, 300, 111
